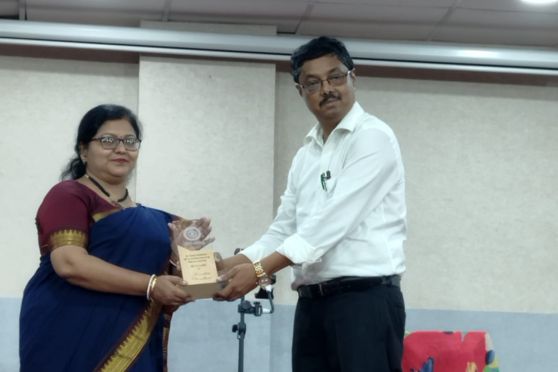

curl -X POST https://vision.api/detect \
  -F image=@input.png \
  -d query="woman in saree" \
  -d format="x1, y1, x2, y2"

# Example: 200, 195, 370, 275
19, 104, 210, 371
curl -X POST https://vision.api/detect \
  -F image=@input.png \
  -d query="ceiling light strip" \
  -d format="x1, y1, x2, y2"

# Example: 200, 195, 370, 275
1, 19, 558, 75
2, 37, 558, 77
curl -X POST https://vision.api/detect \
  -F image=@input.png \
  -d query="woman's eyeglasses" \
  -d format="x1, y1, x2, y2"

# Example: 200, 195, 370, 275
90, 135, 141, 151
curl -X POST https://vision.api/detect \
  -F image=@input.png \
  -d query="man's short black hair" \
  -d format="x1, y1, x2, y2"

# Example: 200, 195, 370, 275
290, 36, 354, 83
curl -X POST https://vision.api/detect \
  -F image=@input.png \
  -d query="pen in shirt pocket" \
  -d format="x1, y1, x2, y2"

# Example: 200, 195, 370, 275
320, 170, 331, 191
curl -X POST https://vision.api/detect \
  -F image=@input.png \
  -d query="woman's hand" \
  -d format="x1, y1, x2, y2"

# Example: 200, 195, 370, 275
214, 251, 224, 274
150, 275, 194, 307
195, 217, 214, 245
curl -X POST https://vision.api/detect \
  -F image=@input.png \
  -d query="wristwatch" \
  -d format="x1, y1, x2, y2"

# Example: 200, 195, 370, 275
253, 261, 271, 288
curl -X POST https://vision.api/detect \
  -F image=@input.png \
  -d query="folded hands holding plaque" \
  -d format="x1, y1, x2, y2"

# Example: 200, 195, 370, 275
168, 218, 224, 299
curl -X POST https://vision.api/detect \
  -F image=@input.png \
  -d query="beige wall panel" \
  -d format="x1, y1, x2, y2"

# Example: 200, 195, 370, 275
361, 77, 558, 313
136, 56, 275, 267
0, 56, 138, 296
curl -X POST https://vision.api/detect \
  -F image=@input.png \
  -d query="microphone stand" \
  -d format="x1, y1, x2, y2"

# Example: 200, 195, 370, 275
231, 286, 274, 372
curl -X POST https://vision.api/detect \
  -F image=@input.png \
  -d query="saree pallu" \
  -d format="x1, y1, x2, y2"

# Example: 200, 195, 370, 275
20, 206, 173, 372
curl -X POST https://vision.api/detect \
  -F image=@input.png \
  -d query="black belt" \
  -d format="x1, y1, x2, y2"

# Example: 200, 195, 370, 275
297, 275, 401, 299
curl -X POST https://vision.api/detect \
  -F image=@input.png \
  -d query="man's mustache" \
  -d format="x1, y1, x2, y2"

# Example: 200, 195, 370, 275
319, 93, 339, 107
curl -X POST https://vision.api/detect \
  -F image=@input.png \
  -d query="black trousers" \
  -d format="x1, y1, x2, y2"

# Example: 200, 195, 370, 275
292, 284, 405, 372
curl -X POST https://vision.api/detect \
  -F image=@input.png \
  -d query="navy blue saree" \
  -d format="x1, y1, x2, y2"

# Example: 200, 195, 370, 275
20, 181, 174, 371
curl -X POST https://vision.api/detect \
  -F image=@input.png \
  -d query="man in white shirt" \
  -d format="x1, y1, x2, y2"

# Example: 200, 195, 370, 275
216, 36, 407, 372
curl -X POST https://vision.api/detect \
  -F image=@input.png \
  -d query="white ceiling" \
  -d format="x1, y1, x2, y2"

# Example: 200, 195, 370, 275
1, 0, 558, 48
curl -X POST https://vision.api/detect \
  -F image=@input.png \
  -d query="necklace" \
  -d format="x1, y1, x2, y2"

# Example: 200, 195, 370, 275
85, 174, 129, 204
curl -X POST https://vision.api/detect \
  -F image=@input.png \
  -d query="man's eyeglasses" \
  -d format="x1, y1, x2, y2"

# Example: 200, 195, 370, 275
297, 70, 353, 94
91, 135, 141, 151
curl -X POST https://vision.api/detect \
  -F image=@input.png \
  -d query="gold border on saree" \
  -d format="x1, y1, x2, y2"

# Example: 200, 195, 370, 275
49, 229, 87, 249
98, 301, 162, 371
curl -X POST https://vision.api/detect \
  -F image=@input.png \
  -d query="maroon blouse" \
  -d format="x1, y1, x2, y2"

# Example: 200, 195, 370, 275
35, 180, 120, 255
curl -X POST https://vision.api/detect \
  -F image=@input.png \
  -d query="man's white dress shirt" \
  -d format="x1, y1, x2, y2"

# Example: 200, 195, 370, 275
242, 102, 406, 288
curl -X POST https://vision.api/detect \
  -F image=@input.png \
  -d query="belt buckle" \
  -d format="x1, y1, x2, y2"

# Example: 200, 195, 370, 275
317, 280, 340, 297
381, 275, 400, 287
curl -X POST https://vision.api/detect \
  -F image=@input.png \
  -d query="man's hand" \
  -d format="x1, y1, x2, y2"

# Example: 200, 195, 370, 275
214, 263, 258, 301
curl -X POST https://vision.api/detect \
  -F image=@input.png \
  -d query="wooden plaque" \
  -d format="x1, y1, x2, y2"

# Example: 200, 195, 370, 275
177, 245, 222, 299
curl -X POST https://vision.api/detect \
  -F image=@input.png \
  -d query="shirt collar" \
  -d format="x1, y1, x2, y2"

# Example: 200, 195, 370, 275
304, 101, 363, 145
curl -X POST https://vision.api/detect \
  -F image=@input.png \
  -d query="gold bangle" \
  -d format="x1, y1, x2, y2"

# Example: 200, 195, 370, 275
150, 277, 158, 299
146, 274, 157, 300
